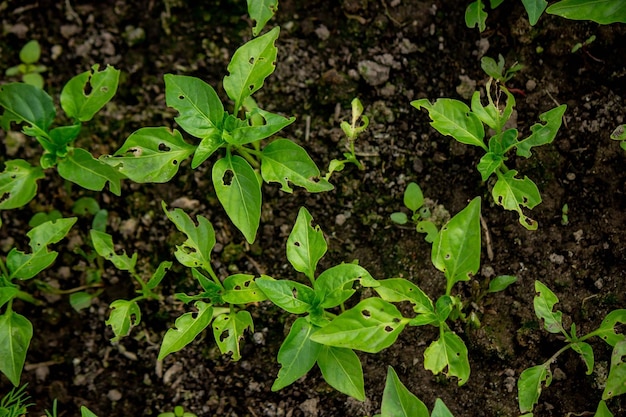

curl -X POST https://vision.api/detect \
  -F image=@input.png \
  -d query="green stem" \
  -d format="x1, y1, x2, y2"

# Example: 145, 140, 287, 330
0, 257, 9, 278
235, 146, 261, 169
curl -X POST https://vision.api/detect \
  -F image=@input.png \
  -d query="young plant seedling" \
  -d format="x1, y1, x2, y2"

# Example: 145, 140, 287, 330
90, 229, 171, 342
610, 124, 626, 151
0, 217, 76, 386
0, 64, 123, 211
325, 97, 369, 179
390, 181, 446, 243
0, 384, 32, 416
413, 77, 567, 230
480, 54, 523, 85
158, 405, 197, 417
518, 281, 626, 416
5, 40, 47, 89
373, 366, 455, 417
104, 27, 332, 244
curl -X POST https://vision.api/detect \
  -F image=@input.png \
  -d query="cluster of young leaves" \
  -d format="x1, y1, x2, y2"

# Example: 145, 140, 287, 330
0, 217, 76, 386
610, 124, 626, 151
518, 281, 626, 416
390, 182, 440, 243
373, 366, 455, 417
4, 40, 47, 89
325, 97, 368, 179
0, 64, 122, 211
412, 79, 566, 230
466, 0, 626, 31
90, 228, 171, 342
104, 25, 332, 244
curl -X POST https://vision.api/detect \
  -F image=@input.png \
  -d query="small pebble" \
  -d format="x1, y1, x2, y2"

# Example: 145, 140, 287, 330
107, 389, 122, 401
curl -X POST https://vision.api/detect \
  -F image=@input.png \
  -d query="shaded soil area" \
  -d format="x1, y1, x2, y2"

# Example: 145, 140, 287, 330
1, 0, 625, 416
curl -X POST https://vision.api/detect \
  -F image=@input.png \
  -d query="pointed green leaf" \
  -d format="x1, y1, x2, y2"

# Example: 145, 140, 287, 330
516, 105, 566, 158
0, 82, 55, 136
470, 91, 499, 130
518, 364, 552, 413
60, 64, 120, 122
546, 0, 626, 24
318, 346, 365, 401
0, 288, 19, 310
595, 309, 626, 347
272, 317, 321, 390
315, 263, 375, 308
158, 301, 213, 360
423, 330, 470, 385
465, 1, 487, 31
106, 299, 141, 342
80, 406, 99, 417
477, 152, 504, 181
146, 261, 172, 290
192, 132, 225, 168
603, 340, 626, 400
255, 276, 315, 314
571, 341, 594, 374
286, 207, 327, 281
521, 0, 548, 25
412, 99, 486, 150
403, 182, 424, 212
0, 311, 32, 386
212, 155, 261, 243
374, 278, 434, 315
164, 74, 224, 138
57, 148, 123, 195
0, 160, 44, 210
105, 127, 195, 183
162, 202, 215, 271
432, 197, 481, 293
311, 298, 408, 353
492, 170, 541, 230
594, 400, 614, 417
222, 273, 267, 304
432, 399, 455, 417
247, 0, 278, 36
487, 275, 517, 293
7, 217, 77, 280
261, 139, 333, 193
380, 366, 429, 417
533, 281, 566, 335
90, 230, 137, 271
232, 109, 295, 145
223, 26, 280, 112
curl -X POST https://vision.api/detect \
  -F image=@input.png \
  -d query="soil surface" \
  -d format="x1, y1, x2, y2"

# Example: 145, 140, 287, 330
1, 0, 625, 416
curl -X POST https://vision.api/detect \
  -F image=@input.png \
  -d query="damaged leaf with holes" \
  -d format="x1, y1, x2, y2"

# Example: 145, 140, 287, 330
413, 78, 566, 230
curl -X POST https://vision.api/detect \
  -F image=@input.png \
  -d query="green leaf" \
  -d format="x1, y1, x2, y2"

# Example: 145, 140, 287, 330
247, 0, 278, 36
162, 203, 215, 271
315, 263, 375, 308
255, 276, 315, 314
390, 212, 408, 224
465, 1, 487, 31
476, 152, 504, 181
521, 0, 548, 25
595, 309, 626, 347
0, 311, 33, 386
69, 291, 97, 312
492, 170, 541, 230
380, 366, 429, 417
0, 160, 44, 210
431, 197, 481, 294
317, 346, 365, 401
594, 400, 614, 417
106, 299, 141, 342
223, 26, 280, 113
212, 155, 261, 243
516, 105, 567, 158
533, 281, 566, 335
412, 99, 486, 150
310, 298, 408, 353
272, 317, 322, 390
57, 148, 123, 195
571, 342, 594, 374
146, 261, 172, 290
104, 127, 195, 183
403, 182, 424, 212
373, 278, 434, 316
7, 217, 77, 280
417, 221, 439, 243
286, 207, 327, 281
90, 230, 137, 271
192, 132, 225, 168
487, 275, 517, 293
23, 72, 45, 90
546, 0, 626, 24
0, 288, 19, 310
432, 399, 456, 417
80, 406, 99, 417
232, 109, 295, 145
518, 364, 552, 413
603, 340, 626, 400
261, 139, 333, 193
611, 124, 626, 141
158, 301, 213, 360
0, 82, 55, 136
424, 330, 470, 385
471, 91, 499, 130
60, 64, 120, 122
164, 74, 224, 139
19, 40, 41, 64
488, 128, 519, 155
222, 273, 267, 304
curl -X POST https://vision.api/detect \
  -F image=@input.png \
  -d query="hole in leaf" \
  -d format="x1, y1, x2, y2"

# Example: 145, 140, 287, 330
293, 241, 301, 247
444, 253, 451, 260
222, 170, 234, 186
249, 57, 255, 65
178, 94, 185, 100
384, 325, 393, 333
392, 318, 400, 323
361, 309, 371, 318
220, 329, 230, 342
234, 285, 241, 290
248, 84, 255, 91
292, 287, 298, 298
158, 143, 171, 152
172, 159, 178, 165
83, 81, 93, 96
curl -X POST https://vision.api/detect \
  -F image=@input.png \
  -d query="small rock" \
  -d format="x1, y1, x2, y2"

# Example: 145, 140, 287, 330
526, 79, 537, 92
358, 60, 390, 86
107, 389, 122, 401
314, 24, 330, 40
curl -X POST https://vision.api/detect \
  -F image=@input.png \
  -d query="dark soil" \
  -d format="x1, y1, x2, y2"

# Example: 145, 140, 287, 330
1, 0, 625, 416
